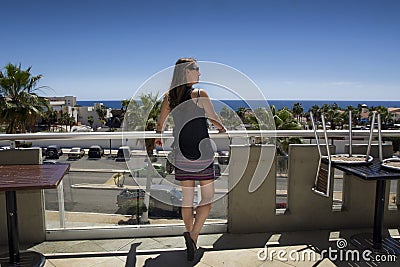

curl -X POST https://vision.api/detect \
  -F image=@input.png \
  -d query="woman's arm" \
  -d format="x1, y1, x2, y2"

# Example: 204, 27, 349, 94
197, 89, 227, 132
155, 94, 171, 146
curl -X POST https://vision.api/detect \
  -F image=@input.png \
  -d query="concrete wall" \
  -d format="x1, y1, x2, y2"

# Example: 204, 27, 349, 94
228, 145, 276, 233
0, 148, 46, 244
228, 144, 400, 233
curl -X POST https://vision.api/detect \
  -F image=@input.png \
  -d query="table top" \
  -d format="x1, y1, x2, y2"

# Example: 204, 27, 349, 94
0, 164, 70, 191
323, 158, 400, 180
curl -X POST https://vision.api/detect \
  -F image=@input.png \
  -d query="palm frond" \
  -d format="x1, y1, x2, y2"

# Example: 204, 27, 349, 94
0, 63, 48, 133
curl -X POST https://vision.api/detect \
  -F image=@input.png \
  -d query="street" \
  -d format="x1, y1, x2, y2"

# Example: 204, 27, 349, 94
44, 153, 231, 218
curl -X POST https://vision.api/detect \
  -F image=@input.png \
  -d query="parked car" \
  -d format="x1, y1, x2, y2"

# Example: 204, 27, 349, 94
117, 185, 189, 215
45, 145, 63, 159
217, 150, 230, 165
131, 163, 167, 178
68, 147, 85, 160
88, 145, 104, 159
116, 146, 131, 162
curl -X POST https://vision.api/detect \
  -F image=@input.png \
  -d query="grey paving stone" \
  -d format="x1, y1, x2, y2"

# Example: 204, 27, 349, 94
200, 248, 262, 267
93, 238, 135, 252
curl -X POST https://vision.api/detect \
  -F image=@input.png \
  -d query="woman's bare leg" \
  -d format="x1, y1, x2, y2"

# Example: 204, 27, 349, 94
190, 179, 214, 243
181, 180, 195, 232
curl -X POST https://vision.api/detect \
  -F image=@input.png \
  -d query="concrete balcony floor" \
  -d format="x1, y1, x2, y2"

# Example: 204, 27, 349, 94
1, 228, 399, 266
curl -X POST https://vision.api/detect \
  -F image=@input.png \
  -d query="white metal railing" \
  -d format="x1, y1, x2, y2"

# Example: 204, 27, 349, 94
1, 129, 400, 141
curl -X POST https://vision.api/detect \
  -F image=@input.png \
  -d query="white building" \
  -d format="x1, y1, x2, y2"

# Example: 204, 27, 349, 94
47, 96, 77, 121
76, 103, 112, 130
48, 96, 76, 108
46, 96, 112, 131
388, 107, 400, 123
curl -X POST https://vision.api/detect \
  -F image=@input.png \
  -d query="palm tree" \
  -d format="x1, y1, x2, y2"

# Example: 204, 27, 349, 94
369, 106, 393, 129
320, 104, 330, 115
96, 105, 108, 126
60, 112, 76, 132
124, 93, 162, 156
343, 106, 357, 130
308, 104, 320, 129
87, 115, 94, 129
253, 107, 274, 130
41, 108, 58, 131
124, 93, 161, 131
322, 103, 341, 130
220, 106, 242, 130
236, 107, 247, 122
292, 102, 304, 122
271, 106, 302, 155
274, 107, 302, 131
0, 63, 49, 134
122, 93, 162, 224
121, 99, 130, 111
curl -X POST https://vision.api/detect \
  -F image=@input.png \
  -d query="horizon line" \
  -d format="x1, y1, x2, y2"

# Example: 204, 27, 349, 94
76, 99, 400, 102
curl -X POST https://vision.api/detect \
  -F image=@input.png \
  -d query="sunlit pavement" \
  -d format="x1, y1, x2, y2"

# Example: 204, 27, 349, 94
2, 229, 399, 266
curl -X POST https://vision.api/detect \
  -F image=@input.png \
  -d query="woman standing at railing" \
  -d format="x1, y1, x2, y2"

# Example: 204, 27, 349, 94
155, 58, 226, 261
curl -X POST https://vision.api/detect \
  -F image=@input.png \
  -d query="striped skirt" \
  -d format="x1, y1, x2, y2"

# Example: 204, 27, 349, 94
174, 153, 215, 181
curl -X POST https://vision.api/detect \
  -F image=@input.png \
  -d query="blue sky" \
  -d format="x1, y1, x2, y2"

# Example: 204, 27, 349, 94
1, 0, 399, 101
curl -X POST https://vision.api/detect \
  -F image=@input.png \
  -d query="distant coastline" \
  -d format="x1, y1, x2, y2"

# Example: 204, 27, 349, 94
77, 100, 400, 112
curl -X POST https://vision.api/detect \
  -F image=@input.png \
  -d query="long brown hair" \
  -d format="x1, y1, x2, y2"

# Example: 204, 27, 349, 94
168, 58, 197, 110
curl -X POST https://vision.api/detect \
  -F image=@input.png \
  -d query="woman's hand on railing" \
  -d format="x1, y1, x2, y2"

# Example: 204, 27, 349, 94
218, 127, 227, 133
155, 138, 163, 147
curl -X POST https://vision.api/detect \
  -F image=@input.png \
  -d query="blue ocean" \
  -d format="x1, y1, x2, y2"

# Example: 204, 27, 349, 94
78, 100, 400, 112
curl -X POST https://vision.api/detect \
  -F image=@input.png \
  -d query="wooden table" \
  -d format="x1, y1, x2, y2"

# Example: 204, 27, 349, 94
0, 164, 70, 266
325, 158, 400, 254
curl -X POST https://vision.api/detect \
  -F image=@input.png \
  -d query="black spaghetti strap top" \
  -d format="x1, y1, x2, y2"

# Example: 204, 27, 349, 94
171, 87, 213, 160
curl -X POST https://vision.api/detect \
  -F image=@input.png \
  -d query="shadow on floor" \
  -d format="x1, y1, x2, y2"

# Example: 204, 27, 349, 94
124, 241, 206, 267
125, 242, 141, 267
141, 248, 205, 267
210, 230, 400, 266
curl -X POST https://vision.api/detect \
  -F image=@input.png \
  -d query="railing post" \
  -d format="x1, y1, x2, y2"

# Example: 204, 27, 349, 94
57, 180, 66, 228
141, 160, 152, 223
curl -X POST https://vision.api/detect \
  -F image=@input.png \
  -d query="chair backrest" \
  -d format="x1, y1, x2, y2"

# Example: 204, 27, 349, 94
348, 110, 382, 161
377, 112, 383, 162
310, 111, 322, 158
310, 112, 330, 159
349, 110, 353, 156
310, 111, 331, 197
365, 111, 376, 161
366, 111, 384, 162
313, 111, 377, 162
